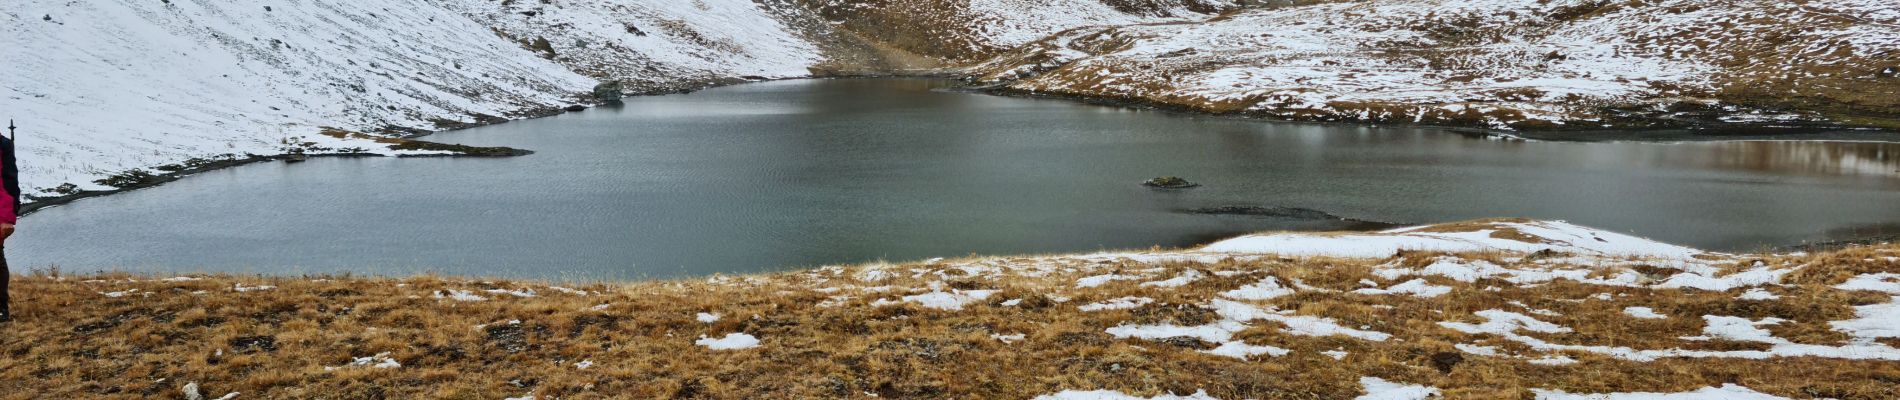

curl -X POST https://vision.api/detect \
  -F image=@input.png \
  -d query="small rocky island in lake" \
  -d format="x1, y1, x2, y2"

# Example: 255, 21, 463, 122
1142, 176, 1200, 189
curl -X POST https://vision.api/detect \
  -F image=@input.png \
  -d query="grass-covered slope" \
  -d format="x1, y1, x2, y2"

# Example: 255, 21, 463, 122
970, 0, 1900, 131
5, 220, 1897, 399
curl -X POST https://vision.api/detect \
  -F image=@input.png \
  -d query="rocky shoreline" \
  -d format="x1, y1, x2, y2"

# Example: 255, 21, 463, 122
973, 84, 1900, 142
17, 134, 537, 218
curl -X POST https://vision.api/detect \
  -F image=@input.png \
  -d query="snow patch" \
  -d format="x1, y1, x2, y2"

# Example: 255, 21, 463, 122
1140, 270, 1205, 288
696, 333, 761, 350
1033, 390, 1220, 400
1221, 276, 1296, 300
1357, 377, 1439, 400
1623, 307, 1668, 320
434, 289, 486, 302
1079, 297, 1155, 312
1532, 384, 1791, 399
234, 283, 276, 292
874, 290, 999, 311
1204, 221, 1704, 260
1353, 279, 1452, 298
1200, 341, 1291, 359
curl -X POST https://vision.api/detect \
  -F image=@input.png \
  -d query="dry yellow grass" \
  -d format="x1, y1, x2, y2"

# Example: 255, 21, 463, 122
2, 244, 1898, 399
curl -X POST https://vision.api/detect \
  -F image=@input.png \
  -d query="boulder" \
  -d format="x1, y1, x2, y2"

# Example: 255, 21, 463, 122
1142, 176, 1200, 189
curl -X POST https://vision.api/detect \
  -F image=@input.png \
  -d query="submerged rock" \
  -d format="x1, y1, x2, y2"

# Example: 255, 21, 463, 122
1142, 176, 1199, 189
1181, 205, 1405, 230
1184, 206, 1336, 220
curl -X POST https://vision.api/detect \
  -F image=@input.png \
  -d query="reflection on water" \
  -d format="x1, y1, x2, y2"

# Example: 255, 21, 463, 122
1815, 222, 1900, 244
1667, 141, 1899, 180
12, 79, 1900, 280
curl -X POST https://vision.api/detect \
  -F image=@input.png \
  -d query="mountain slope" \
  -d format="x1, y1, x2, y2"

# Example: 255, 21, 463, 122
3, 0, 601, 194
970, 0, 1900, 130
788, 0, 1237, 63
5, 0, 1897, 205
2, 0, 1219, 204
440, 0, 822, 93
1, 0, 836, 198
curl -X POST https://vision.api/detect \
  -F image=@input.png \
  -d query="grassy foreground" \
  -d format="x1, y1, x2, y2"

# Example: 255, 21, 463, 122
2, 243, 1898, 399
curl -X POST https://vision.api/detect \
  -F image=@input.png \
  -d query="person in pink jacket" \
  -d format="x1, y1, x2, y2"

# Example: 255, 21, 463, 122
1, 122, 17, 322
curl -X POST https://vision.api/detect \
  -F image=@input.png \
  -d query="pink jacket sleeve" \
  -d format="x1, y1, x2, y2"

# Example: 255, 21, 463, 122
0, 145, 14, 225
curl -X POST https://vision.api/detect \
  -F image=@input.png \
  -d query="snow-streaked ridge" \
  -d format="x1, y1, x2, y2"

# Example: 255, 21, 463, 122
1201, 219, 1707, 260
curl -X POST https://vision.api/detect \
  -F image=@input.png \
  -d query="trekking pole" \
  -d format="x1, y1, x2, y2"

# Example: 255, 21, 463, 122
6, 120, 13, 141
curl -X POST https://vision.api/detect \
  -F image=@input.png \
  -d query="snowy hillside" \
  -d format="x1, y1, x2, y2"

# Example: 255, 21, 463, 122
1, 0, 828, 199
972, 0, 1900, 130
1, 0, 1236, 204
3, 0, 598, 194
787, 0, 1237, 63
7, 0, 1896, 204
441, 0, 820, 92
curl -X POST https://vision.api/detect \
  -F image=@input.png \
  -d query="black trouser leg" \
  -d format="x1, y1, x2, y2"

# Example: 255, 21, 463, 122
2, 245, 10, 318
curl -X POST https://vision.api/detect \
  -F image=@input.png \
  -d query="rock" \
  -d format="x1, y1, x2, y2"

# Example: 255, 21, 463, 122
183, 382, 204, 400
1880, 67, 1898, 78
1239, 0, 1327, 8
485, 323, 529, 353
1156, 336, 1216, 350
591, 81, 624, 102
1430, 351, 1464, 374
1142, 176, 1200, 189
563, 104, 588, 112
528, 36, 555, 56
228, 335, 277, 353
1184, 206, 1336, 219
1158, 48, 1198, 58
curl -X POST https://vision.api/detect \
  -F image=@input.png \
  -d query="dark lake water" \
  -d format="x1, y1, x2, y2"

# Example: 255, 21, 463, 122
14, 79, 1900, 280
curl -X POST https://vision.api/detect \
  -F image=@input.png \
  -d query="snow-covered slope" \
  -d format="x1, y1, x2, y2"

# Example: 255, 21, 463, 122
10, 0, 1895, 203
790, 0, 1237, 63
2, 0, 1234, 203
442, 0, 820, 92
971, 0, 1900, 130
2, 0, 827, 198
3, 0, 599, 194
